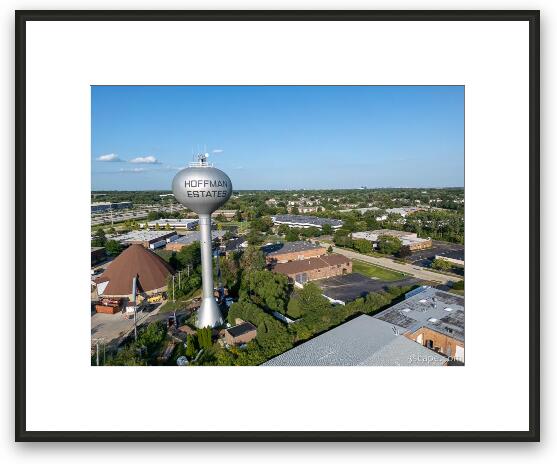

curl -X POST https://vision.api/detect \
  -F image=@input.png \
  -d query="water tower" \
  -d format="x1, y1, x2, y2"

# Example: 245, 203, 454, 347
172, 153, 232, 328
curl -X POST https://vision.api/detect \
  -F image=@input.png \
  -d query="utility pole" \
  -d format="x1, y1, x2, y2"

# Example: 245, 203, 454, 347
92, 337, 105, 366
172, 274, 175, 302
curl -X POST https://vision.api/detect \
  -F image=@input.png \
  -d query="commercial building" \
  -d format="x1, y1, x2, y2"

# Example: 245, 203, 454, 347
213, 209, 238, 220
263, 314, 447, 366
91, 247, 106, 265
224, 321, 257, 346
93, 244, 174, 298
165, 230, 226, 252
262, 241, 327, 264
374, 287, 464, 362
144, 218, 199, 230
91, 201, 132, 213
318, 273, 419, 305
352, 229, 432, 251
112, 230, 177, 249
271, 214, 343, 230
435, 250, 464, 266
272, 253, 352, 284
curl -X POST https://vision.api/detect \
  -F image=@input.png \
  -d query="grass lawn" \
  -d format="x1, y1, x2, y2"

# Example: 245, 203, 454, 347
352, 260, 407, 281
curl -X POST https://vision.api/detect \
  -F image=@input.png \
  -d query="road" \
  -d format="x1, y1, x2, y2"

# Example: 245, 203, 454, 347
327, 244, 462, 284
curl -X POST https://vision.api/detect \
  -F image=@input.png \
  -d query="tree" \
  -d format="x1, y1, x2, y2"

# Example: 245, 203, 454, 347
240, 246, 266, 272
241, 270, 290, 314
285, 229, 299, 242
353, 238, 373, 254
250, 216, 273, 233
333, 229, 352, 248
91, 228, 107, 247
397, 245, 412, 259
452, 280, 464, 290
105, 239, 123, 256
176, 241, 201, 270
197, 327, 213, 349
277, 224, 290, 236
247, 230, 265, 246
321, 224, 332, 235
431, 258, 453, 271
377, 235, 402, 255
327, 245, 333, 253
185, 334, 197, 358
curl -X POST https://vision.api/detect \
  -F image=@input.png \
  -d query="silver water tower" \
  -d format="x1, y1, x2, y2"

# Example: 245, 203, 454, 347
172, 153, 232, 328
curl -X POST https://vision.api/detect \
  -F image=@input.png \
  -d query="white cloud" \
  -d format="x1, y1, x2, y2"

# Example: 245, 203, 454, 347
129, 155, 161, 164
119, 167, 147, 173
212, 149, 224, 154
96, 153, 123, 162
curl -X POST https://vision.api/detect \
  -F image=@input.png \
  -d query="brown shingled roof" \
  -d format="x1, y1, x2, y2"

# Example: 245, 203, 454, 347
94, 244, 174, 296
272, 253, 350, 275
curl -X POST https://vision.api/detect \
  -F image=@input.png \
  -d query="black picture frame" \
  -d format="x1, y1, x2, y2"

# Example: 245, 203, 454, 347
14, 9, 540, 442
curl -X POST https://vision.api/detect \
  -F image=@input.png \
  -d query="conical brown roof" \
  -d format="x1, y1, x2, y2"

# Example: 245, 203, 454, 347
95, 244, 174, 296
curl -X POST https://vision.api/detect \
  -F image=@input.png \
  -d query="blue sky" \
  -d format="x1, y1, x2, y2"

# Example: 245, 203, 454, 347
91, 86, 464, 190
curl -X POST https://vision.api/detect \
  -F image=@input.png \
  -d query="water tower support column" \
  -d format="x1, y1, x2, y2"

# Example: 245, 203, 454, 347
197, 213, 223, 328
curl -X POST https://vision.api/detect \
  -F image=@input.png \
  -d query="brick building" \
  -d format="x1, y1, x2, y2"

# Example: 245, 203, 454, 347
374, 287, 464, 363
224, 321, 257, 346
272, 253, 352, 284
262, 241, 327, 264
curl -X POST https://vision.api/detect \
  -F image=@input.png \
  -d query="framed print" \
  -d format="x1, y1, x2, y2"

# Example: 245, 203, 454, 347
15, 10, 540, 441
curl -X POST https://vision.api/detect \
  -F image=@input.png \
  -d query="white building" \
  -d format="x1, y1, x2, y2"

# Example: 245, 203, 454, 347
143, 218, 199, 230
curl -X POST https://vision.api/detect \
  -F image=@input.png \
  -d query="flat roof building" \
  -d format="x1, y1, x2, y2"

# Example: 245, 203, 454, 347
352, 230, 432, 251
165, 230, 226, 252
272, 253, 352, 285
263, 314, 447, 366
272, 214, 343, 230
374, 287, 464, 363
144, 218, 199, 230
112, 230, 177, 249
91, 201, 133, 213
262, 241, 327, 264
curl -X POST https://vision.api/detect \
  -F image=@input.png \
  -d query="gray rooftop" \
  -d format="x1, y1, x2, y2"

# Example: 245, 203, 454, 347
374, 287, 465, 342
272, 215, 343, 227
263, 315, 447, 366
171, 230, 226, 245
262, 240, 323, 256
112, 230, 177, 243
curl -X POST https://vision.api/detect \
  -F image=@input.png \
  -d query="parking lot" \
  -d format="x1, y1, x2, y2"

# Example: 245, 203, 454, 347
317, 273, 420, 304
408, 240, 464, 265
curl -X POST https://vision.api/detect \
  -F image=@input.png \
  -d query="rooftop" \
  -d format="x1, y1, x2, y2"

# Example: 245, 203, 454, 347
263, 315, 447, 366
272, 253, 350, 275
170, 230, 226, 245
374, 287, 465, 342
112, 230, 177, 244
147, 218, 198, 226
222, 236, 246, 252
272, 215, 343, 227
262, 241, 324, 256
226, 321, 257, 338
318, 273, 419, 303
